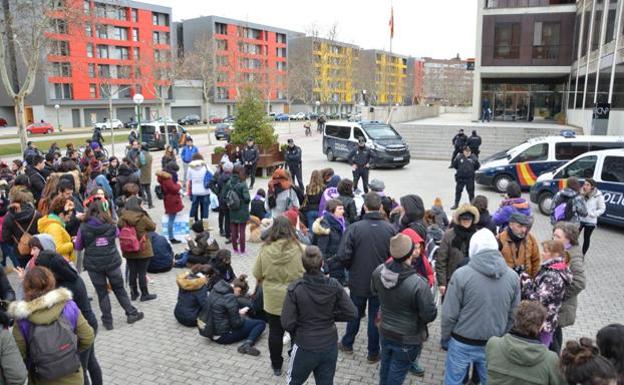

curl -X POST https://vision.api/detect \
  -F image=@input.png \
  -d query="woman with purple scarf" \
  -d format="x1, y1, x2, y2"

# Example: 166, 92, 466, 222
311, 199, 347, 285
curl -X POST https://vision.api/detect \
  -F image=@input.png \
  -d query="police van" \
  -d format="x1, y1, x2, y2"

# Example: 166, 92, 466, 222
529, 149, 624, 226
322, 121, 410, 168
475, 134, 624, 192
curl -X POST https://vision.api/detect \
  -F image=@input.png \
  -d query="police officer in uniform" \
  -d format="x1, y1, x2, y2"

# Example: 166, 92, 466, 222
449, 128, 468, 168
348, 137, 372, 193
242, 136, 260, 189
285, 138, 304, 190
451, 146, 480, 210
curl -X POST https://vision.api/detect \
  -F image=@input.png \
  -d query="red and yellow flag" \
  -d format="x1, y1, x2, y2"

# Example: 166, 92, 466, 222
389, 6, 394, 39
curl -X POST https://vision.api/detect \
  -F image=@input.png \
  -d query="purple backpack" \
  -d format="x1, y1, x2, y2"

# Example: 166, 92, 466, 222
318, 187, 339, 216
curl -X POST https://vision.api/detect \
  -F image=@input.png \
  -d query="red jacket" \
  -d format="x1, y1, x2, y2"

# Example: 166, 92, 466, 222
157, 171, 183, 214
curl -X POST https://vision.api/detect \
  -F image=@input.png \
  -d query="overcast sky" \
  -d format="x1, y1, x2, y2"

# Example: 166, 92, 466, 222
146, 0, 477, 59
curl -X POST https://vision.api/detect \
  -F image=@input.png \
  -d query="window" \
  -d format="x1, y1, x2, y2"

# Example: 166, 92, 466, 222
605, 8, 617, 44
132, 28, 138, 42
133, 47, 139, 60
52, 62, 71, 76
216, 72, 227, 82
591, 8, 603, 51
152, 31, 169, 45
216, 87, 228, 99
89, 83, 97, 98
51, 41, 69, 56
276, 61, 286, 70
590, 142, 624, 152
276, 47, 286, 57
152, 12, 169, 26
98, 64, 110, 78
494, 23, 520, 59
555, 142, 589, 160
95, 2, 105, 17
87, 43, 94, 58
612, 63, 624, 108
581, 9, 591, 56
353, 127, 364, 141
83, 0, 90, 14
53, 83, 72, 99
276, 33, 286, 44
215, 22, 227, 35
114, 46, 129, 60
85, 24, 92, 37
96, 24, 108, 39
601, 156, 624, 182
97, 44, 109, 58
131, 9, 137, 22
118, 85, 131, 98
512, 143, 548, 163
88, 63, 95, 77
556, 155, 597, 179
113, 27, 127, 40
216, 39, 227, 50
325, 125, 350, 139
216, 55, 228, 66
117, 7, 127, 20
533, 22, 560, 59
52, 19, 67, 34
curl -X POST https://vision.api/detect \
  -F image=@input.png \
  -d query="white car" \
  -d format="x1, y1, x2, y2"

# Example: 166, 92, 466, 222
289, 112, 306, 121
94, 119, 124, 130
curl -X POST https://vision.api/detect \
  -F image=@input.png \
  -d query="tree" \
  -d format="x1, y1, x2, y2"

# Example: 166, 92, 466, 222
181, 34, 216, 122
230, 86, 276, 146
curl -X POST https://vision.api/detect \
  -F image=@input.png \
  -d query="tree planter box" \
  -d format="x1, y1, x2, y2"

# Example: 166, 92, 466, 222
211, 144, 284, 176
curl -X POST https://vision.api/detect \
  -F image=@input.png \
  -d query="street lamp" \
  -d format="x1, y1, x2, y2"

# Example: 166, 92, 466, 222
362, 90, 368, 106
54, 104, 61, 132
315, 100, 320, 114
133, 93, 144, 142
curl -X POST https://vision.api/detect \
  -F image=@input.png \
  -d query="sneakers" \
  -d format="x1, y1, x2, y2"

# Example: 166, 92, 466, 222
130, 291, 139, 301
409, 361, 425, 377
103, 323, 114, 331
170, 239, 182, 244
140, 294, 157, 302
367, 354, 380, 364
127, 312, 144, 324
337, 342, 353, 354
237, 342, 260, 356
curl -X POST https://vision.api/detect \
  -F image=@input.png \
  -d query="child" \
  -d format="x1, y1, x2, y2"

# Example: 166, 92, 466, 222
173, 264, 211, 327
521, 240, 572, 347
431, 197, 449, 229
250, 188, 268, 219
211, 249, 235, 283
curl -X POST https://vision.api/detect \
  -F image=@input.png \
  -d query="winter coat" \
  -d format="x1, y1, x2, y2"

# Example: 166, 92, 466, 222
452, 133, 468, 149
222, 174, 250, 224
486, 333, 566, 385
467, 134, 482, 153
173, 272, 208, 327
265, 187, 299, 218
8, 288, 95, 385
0, 268, 14, 303
337, 194, 358, 224
498, 228, 541, 278
453, 153, 480, 181
147, 232, 173, 273
312, 214, 344, 261
398, 195, 427, 240
187, 232, 219, 265
337, 211, 397, 297
281, 272, 357, 351
138, 151, 152, 184
252, 239, 305, 316
241, 145, 259, 165
215, 171, 232, 207
25, 165, 45, 201
210, 280, 244, 335
285, 145, 302, 167
301, 191, 322, 213
348, 146, 372, 167
493, 197, 532, 229
75, 218, 120, 273
1, 204, 40, 258
250, 198, 267, 219
0, 328, 27, 385
371, 260, 437, 345
38, 215, 74, 262
117, 209, 156, 259
156, 171, 183, 215
431, 206, 449, 229
521, 257, 572, 333
186, 160, 211, 196
476, 209, 497, 234
114, 164, 140, 197
580, 188, 606, 225
550, 188, 588, 224
558, 245, 585, 328
180, 145, 198, 164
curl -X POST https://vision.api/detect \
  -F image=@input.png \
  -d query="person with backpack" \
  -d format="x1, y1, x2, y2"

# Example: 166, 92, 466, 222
550, 176, 588, 226
266, 168, 299, 219
223, 165, 250, 256
37, 195, 75, 262
2, 189, 41, 267
180, 137, 198, 186
9, 266, 94, 385
498, 212, 541, 278
157, 162, 184, 244
579, 178, 606, 256
186, 153, 212, 225
215, 161, 233, 241
118, 197, 157, 302
138, 144, 153, 209
242, 137, 260, 190
75, 199, 144, 330
0, 297, 27, 385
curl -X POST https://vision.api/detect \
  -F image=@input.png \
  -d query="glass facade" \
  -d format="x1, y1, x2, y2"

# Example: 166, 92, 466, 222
482, 80, 566, 121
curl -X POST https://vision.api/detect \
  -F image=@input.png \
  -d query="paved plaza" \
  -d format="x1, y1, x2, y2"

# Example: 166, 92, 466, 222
8, 125, 624, 384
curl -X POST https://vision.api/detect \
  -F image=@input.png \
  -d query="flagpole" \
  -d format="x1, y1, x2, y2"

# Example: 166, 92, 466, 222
389, 0, 393, 54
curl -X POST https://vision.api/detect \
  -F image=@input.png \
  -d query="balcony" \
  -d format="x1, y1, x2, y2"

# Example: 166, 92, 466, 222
532, 45, 560, 60
485, 0, 575, 8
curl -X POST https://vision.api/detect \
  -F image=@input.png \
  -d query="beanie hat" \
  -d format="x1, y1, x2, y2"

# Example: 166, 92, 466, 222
368, 179, 385, 192
389, 233, 415, 262
509, 212, 532, 226
282, 208, 299, 228
469, 228, 499, 258
191, 221, 204, 234
223, 161, 234, 173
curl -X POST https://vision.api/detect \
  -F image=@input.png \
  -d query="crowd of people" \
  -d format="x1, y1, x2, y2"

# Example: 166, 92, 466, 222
0, 133, 620, 385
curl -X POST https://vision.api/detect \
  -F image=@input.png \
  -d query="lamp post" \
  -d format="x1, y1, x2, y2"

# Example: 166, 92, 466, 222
54, 104, 61, 133
133, 93, 144, 144
315, 100, 320, 115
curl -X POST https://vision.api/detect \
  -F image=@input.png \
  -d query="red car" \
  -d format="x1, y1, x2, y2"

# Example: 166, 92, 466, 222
0, 118, 7, 127
209, 117, 223, 124
26, 122, 54, 135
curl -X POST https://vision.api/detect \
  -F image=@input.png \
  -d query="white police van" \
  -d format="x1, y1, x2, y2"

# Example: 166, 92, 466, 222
475, 133, 624, 192
322, 121, 410, 168
529, 149, 624, 226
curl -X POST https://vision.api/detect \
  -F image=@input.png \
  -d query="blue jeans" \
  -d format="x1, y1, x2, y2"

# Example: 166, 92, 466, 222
0, 242, 19, 268
341, 294, 380, 357
444, 337, 488, 385
190, 194, 210, 221
215, 318, 266, 345
305, 210, 318, 230
379, 337, 422, 385
286, 344, 337, 385
167, 213, 176, 240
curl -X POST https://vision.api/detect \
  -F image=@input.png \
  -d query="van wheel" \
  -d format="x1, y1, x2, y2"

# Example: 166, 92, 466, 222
538, 192, 554, 216
494, 174, 513, 193
326, 149, 335, 161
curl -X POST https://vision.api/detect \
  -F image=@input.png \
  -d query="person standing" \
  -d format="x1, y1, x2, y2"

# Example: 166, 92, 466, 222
312, 199, 347, 284
285, 139, 304, 191
301, 170, 324, 229
441, 228, 520, 385
498, 212, 541, 277
180, 137, 198, 186
25, 155, 46, 201
138, 143, 153, 209
2, 190, 41, 267
549, 176, 587, 225
223, 165, 250, 256
348, 137, 372, 193
281, 246, 357, 385
451, 146, 479, 210
371, 233, 438, 385
266, 169, 299, 218
481, 98, 491, 122
467, 130, 482, 158
579, 178, 606, 256
242, 137, 260, 190
337, 192, 396, 363
37, 196, 75, 262
216, 161, 233, 240
186, 153, 212, 225
450, 128, 468, 167
157, 162, 184, 244
492, 181, 532, 230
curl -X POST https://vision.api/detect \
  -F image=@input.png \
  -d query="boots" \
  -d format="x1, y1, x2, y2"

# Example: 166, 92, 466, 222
237, 341, 260, 356
140, 287, 157, 302
130, 288, 139, 301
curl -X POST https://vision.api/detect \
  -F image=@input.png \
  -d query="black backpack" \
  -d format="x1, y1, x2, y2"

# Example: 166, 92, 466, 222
154, 185, 164, 200
226, 188, 241, 210
197, 295, 216, 339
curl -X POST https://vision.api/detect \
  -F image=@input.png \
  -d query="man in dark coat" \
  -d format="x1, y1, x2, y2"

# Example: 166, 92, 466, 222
467, 130, 482, 158
450, 129, 468, 167
348, 137, 372, 193
242, 137, 259, 189
25, 155, 46, 200
452, 146, 480, 210
285, 139, 304, 191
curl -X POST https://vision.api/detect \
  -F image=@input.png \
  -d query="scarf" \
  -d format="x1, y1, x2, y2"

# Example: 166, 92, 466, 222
451, 223, 475, 254
331, 214, 346, 233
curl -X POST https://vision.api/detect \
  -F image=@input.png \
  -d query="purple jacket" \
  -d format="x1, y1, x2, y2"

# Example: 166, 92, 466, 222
492, 198, 532, 228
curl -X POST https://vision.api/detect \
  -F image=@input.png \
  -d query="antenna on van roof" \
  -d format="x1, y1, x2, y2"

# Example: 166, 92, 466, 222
560, 129, 576, 138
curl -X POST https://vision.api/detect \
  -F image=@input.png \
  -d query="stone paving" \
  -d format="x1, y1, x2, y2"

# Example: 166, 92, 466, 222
8, 125, 624, 384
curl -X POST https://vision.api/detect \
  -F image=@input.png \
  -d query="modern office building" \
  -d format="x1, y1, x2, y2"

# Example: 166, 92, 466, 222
422, 56, 473, 106
0, 0, 173, 127
359, 50, 408, 106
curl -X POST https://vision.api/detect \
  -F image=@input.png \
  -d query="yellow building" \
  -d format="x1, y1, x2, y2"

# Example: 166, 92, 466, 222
361, 50, 407, 105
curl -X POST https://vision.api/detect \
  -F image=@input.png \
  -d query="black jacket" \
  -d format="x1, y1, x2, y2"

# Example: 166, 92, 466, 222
79, 219, 121, 272
115, 164, 140, 197
211, 280, 244, 336
25, 165, 45, 200
452, 133, 468, 149
242, 145, 259, 165
250, 199, 267, 219
174, 272, 208, 327
453, 154, 480, 181
281, 272, 357, 351
476, 210, 497, 234
337, 195, 358, 224
313, 214, 344, 260
348, 146, 372, 167
0, 268, 15, 302
285, 145, 302, 166
371, 260, 437, 345
467, 135, 482, 152
215, 171, 232, 205
42, 163, 54, 179
302, 191, 322, 213
2, 204, 40, 257
338, 211, 397, 297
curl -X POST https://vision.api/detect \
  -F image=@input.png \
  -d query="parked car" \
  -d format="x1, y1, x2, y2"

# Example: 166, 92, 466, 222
178, 114, 201, 125
95, 119, 124, 130
124, 118, 139, 129
27, 122, 55, 135
289, 112, 306, 121
306, 112, 318, 120
209, 116, 224, 124
275, 113, 289, 121
215, 123, 232, 141
348, 113, 362, 122
0, 117, 7, 127
327, 112, 340, 120
223, 115, 235, 123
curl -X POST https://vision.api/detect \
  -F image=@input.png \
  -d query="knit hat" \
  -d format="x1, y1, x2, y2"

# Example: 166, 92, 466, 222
223, 161, 234, 172
282, 208, 299, 228
469, 228, 499, 258
368, 179, 385, 192
191, 221, 204, 234
389, 233, 415, 262
509, 212, 532, 226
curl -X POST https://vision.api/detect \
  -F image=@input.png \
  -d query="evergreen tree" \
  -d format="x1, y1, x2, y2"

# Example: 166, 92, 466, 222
231, 86, 277, 146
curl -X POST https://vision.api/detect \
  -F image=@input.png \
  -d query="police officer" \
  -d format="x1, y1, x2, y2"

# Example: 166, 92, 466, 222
451, 146, 480, 210
285, 138, 304, 190
242, 136, 259, 189
348, 137, 372, 193
466, 130, 482, 158
449, 128, 468, 168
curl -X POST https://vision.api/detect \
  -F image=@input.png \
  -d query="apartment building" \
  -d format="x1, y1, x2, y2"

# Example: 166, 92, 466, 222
359, 50, 407, 106
422, 56, 473, 106
406, 57, 425, 105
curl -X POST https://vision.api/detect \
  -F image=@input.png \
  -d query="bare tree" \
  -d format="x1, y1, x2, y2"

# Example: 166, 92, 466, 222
287, 40, 315, 107
181, 34, 217, 122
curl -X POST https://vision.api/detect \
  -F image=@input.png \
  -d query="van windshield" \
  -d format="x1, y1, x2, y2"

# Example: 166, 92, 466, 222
363, 124, 400, 139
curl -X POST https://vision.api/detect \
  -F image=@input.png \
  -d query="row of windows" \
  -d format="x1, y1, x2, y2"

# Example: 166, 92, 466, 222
568, 62, 624, 109
574, 2, 622, 60
86, 44, 138, 60
214, 23, 286, 43
512, 142, 624, 164
84, 1, 138, 22
493, 21, 561, 60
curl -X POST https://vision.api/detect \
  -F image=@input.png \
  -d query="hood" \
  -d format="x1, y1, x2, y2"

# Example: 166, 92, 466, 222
176, 272, 208, 291
156, 170, 172, 179
189, 159, 206, 168
212, 279, 233, 295
262, 239, 303, 265
542, 257, 573, 285
401, 227, 424, 245
501, 333, 550, 366
326, 174, 341, 188
37, 215, 64, 233
34, 233, 56, 251
469, 228, 499, 259
120, 209, 144, 226
12, 202, 36, 221
469, 248, 509, 279
312, 217, 330, 236
379, 260, 416, 289
559, 188, 578, 198
502, 197, 530, 211
8, 287, 72, 321
400, 194, 424, 221
452, 203, 480, 224
302, 273, 340, 306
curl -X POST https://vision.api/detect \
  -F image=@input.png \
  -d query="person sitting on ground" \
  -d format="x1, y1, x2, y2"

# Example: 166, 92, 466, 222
211, 249, 235, 283
492, 181, 532, 231
231, 274, 263, 320
175, 221, 219, 267
498, 212, 541, 278
561, 338, 618, 385
596, 324, 624, 385
486, 300, 566, 385
147, 231, 174, 274
173, 264, 211, 327
250, 188, 268, 220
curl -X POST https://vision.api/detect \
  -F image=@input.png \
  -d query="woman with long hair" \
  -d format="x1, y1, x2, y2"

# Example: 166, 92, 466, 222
252, 216, 304, 376
265, 169, 299, 218
36, 174, 61, 216
156, 161, 184, 244
301, 170, 324, 229
161, 145, 177, 170
224, 165, 250, 256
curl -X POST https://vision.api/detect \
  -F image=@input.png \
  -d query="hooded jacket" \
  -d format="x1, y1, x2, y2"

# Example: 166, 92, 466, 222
580, 188, 606, 225
498, 228, 541, 278
486, 333, 566, 385
173, 272, 208, 327
281, 272, 357, 351
493, 197, 532, 229
25, 165, 45, 200
147, 232, 174, 273
210, 280, 244, 336
441, 229, 520, 345
252, 239, 305, 316
402, 228, 435, 286
1, 203, 40, 258
371, 260, 437, 345
186, 159, 211, 196
75, 217, 121, 272
550, 188, 588, 224
431, 205, 449, 229
117, 209, 156, 259
399, 195, 428, 240
157, 171, 183, 214
558, 245, 586, 328
38, 215, 74, 262
114, 163, 140, 197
